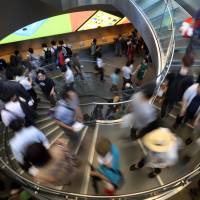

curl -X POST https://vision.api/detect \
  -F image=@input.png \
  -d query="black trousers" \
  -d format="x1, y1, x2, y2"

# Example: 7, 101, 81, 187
161, 98, 175, 118
98, 68, 104, 81
175, 111, 195, 125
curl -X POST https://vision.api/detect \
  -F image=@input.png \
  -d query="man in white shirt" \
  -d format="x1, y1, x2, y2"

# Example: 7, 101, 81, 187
64, 59, 74, 88
1, 95, 25, 127
96, 54, 104, 81
122, 61, 132, 88
9, 118, 49, 170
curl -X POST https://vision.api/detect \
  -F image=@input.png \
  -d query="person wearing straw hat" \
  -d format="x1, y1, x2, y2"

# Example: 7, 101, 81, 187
129, 128, 182, 178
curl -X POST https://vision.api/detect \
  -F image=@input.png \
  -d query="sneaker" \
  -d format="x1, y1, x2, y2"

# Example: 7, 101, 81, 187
185, 138, 193, 145
148, 172, 157, 178
129, 164, 138, 171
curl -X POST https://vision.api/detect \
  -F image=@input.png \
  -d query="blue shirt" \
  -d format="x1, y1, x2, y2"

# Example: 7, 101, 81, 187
111, 73, 120, 85
54, 100, 76, 125
98, 144, 121, 186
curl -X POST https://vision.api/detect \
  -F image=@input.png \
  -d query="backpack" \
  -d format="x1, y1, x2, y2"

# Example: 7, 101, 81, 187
91, 105, 104, 121
101, 165, 124, 190
65, 46, 73, 57
58, 51, 65, 66
44, 49, 52, 63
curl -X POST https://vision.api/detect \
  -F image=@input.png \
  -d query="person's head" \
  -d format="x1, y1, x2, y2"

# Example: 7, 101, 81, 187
97, 53, 102, 58
96, 137, 112, 157
182, 54, 194, 67
59, 40, 64, 46
141, 81, 157, 99
9, 118, 25, 132
14, 50, 19, 56
60, 86, 77, 101
36, 69, 46, 81
16, 66, 25, 77
114, 68, 121, 74
51, 40, 56, 46
25, 142, 51, 167
2, 89, 17, 103
126, 61, 131, 67
42, 43, 47, 48
28, 48, 34, 54
93, 38, 97, 44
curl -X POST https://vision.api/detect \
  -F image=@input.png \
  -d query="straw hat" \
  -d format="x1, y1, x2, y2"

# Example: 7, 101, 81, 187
143, 128, 177, 153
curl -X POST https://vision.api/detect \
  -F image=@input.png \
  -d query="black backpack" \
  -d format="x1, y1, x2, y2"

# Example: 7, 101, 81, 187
44, 49, 52, 63
65, 46, 73, 57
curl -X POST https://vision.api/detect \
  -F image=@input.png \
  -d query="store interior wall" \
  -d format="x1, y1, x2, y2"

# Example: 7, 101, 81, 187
0, 24, 133, 62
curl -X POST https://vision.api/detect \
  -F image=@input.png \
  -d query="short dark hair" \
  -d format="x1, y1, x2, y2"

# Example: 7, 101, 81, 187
28, 48, 33, 54
60, 86, 75, 100
115, 68, 121, 74
93, 38, 97, 43
36, 69, 46, 75
96, 137, 111, 157
14, 50, 19, 55
126, 61, 131, 67
59, 40, 64, 45
24, 142, 51, 167
9, 118, 25, 132
42, 43, 47, 48
97, 53, 102, 58
51, 40, 56, 46
16, 67, 25, 76
141, 81, 156, 99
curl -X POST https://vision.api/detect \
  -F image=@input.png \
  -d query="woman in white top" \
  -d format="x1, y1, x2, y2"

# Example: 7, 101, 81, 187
96, 54, 104, 81
9, 118, 49, 171
64, 59, 74, 88
15, 67, 38, 109
122, 61, 133, 88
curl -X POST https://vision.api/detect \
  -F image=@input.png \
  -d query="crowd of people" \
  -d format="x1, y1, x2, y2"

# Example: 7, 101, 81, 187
0, 29, 199, 197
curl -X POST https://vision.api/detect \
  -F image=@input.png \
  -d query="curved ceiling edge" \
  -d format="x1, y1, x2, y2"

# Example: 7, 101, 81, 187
0, 0, 162, 75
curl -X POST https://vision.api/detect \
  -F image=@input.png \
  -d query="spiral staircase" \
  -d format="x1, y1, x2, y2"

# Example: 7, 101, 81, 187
0, 0, 200, 199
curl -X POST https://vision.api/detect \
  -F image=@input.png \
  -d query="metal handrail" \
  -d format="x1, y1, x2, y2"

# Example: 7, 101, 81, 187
0, 0, 183, 199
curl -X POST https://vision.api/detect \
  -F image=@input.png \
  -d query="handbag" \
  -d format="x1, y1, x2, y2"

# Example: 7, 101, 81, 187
101, 165, 124, 190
